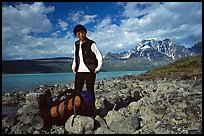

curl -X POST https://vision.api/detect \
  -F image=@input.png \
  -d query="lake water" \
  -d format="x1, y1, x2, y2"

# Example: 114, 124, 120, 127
2, 71, 147, 94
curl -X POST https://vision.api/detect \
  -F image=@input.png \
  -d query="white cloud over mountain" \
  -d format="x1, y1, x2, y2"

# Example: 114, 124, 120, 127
2, 2, 202, 60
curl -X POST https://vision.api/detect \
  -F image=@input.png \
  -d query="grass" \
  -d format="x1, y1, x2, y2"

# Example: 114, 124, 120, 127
137, 55, 202, 80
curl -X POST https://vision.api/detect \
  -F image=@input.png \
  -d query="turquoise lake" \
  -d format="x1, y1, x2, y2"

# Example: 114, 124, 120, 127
2, 71, 147, 94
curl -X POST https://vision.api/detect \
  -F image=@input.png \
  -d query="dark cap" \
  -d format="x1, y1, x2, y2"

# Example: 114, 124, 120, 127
73, 24, 87, 36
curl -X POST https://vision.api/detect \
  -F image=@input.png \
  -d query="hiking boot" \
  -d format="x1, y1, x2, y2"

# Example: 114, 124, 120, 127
89, 107, 97, 118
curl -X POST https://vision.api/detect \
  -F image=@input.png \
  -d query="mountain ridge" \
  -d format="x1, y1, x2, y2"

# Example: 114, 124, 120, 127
102, 39, 201, 71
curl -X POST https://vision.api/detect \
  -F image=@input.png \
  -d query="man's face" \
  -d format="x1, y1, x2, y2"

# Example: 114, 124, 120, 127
76, 31, 86, 41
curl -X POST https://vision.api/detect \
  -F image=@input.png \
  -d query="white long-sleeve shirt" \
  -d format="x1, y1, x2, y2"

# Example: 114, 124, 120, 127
72, 41, 103, 72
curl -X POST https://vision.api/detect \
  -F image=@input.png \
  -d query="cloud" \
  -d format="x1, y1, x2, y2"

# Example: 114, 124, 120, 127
58, 19, 68, 31
3, 35, 75, 60
2, 2, 75, 60
120, 3, 201, 45
88, 18, 140, 54
121, 2, 163, 19
80, 14, 97, 25
2, 2, 202, 60
88, 2, 202, 54
68, 10, 97, 25
2, 2, 54, 33
96, 17, 112, 30
68, 10, 85, 23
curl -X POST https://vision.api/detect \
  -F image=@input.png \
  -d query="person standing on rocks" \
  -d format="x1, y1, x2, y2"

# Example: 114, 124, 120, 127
72, 24, 103, 116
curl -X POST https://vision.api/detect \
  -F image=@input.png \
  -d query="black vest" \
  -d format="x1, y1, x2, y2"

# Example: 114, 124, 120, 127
75, 38, 98, 73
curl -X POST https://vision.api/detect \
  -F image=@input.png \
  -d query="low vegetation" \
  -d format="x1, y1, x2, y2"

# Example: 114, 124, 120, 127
137, 55, 202, 80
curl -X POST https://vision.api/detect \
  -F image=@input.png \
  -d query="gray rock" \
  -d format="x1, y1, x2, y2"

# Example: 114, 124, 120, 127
65, 115, 94, 134
2, 77, 202, 134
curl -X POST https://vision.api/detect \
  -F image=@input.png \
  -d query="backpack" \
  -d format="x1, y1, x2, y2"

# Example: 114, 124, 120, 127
34, 89, 94, 130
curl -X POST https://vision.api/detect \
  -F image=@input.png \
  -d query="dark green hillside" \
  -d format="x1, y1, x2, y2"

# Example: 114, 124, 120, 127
2, 59, 72, 74
137, 55, 202, 80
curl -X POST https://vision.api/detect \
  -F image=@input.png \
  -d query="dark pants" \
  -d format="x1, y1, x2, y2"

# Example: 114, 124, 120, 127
74, 72, 96, 101
74, 72, 96, 116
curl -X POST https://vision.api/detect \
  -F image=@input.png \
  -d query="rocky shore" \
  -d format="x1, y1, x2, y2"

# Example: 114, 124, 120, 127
2, 75, 202, 134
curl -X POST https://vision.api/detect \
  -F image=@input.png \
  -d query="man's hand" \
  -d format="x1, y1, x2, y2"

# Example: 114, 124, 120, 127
94, 69, 99, 74
72, 67, 76, 73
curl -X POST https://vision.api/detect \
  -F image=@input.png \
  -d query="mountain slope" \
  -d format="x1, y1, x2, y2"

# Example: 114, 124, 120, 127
136, 55, 202, 80
189, 41, 202, 54
105, 39, 198, 61
103, 39, 201, 72
2, 58, 73, 74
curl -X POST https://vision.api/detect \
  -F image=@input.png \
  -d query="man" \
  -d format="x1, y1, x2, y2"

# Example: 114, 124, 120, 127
72, 24, 103, 116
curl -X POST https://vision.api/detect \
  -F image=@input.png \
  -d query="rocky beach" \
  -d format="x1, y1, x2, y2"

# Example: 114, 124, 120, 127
2, 74, 202, 134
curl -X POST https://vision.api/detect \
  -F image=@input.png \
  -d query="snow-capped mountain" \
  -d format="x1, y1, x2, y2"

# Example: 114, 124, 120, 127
104, 50, 135, 60
103, 39, 202, 71
135, 39, 195, 60
105, 39, 199, 61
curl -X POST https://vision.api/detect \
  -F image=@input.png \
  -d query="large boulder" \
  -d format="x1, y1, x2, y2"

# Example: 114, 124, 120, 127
65, 115, 94, 134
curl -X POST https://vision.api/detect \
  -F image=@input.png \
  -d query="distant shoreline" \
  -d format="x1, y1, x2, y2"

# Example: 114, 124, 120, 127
2, 70, 149, 75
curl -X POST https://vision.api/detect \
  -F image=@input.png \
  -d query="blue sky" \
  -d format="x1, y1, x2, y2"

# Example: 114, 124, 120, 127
2, 2, 202, 60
